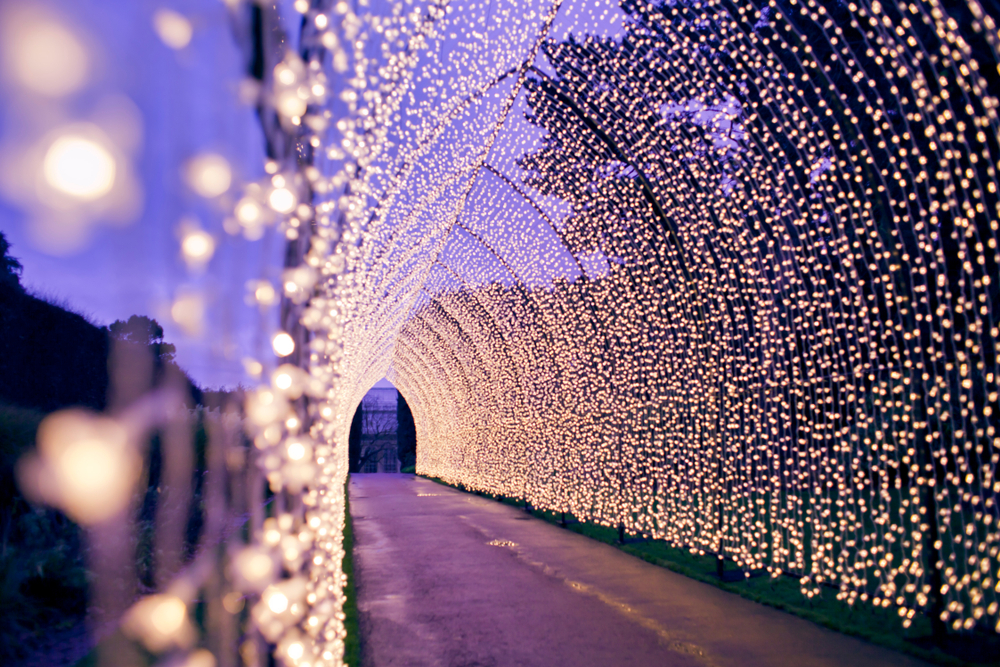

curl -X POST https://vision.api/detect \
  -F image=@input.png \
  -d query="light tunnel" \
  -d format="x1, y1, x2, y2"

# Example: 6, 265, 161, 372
320, 0, 1000, 638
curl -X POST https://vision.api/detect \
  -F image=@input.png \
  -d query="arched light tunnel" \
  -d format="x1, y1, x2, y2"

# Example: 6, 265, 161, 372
321, 0, 1000, 643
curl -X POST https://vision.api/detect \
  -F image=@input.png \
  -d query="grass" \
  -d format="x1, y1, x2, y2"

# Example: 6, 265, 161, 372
343, 477, 361, 667
419, 474, 1000, 667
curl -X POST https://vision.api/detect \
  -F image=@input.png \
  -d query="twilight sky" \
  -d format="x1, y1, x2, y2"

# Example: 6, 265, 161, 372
0, 0, 281, 389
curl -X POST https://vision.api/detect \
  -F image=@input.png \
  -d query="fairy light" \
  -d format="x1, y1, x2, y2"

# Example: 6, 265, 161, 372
270, 186, 297, 214
1, 10, 89, 97
184, 153, 232, 198
180, 229, 215, 266
285, 0, 1000, 643
152, 8, 193, 50
43, 133, 116, 200
272, 332, 296, 357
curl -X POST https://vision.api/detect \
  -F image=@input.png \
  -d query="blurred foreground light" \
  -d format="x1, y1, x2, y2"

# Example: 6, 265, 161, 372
180, 649, 216, 667
153, 9, 193, 50
276, 91, 307, 120
231, 546, 276, 593
272, 364, 305, 398
281, 265, 318, 304
17, 409, 139, 524
266, 591, 289, 614
243, 357, 263, 378
123, 594, 194, 653
245, 279, 277, 307
275, 63, 297, 86
268, 186, 297, 213
272, 332, 295, 357
2, 12, 89, 97
235, 197, 263, 225
245, 387, 289, 428
43, 134, 116, 200
181, 229, 215, 267
185, 153, 232, 198
171, 291, 206, 336
285, 436, 312, 462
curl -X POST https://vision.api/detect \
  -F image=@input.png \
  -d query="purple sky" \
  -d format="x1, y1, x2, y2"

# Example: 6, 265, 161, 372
0, 0, 279, 389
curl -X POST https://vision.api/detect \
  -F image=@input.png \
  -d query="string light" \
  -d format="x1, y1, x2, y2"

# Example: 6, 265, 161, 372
42, 132, 116, 200
301, 0, 1000, 641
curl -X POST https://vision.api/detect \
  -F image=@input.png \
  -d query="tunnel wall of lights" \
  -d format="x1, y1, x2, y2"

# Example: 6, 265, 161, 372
320, 0, 1000, 637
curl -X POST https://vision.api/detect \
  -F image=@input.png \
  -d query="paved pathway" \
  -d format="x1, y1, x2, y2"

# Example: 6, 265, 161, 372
350, 474, 928, 667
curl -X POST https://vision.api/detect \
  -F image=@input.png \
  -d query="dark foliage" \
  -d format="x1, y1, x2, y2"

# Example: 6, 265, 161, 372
397, 392, 416, 469
348, 402, 364, 473
0, 235, 110, 412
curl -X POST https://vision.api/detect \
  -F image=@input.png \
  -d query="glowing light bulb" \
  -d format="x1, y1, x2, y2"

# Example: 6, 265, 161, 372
235, 198, 263, 226
269, 187, 297, 213
149, 596, 187, 635
153, 9, 193, 49
181, 230, 214, 265
277, 91, 308, 120
6, 17, 89, 97
170, 291, 205, 336
275, 64, 297, 86
243, 358, 263, 378
185, 153, 231, 198
272, 332, 295, 357
267, 591, 288, 614
287, 441, 306, 461
254, 281, 276, 306
43, 134, 116, 200
288, 642, 304, 660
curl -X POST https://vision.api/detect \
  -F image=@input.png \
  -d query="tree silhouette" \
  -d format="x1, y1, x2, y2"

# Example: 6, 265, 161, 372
0, 232, 23, 292
110, 314, 177, 365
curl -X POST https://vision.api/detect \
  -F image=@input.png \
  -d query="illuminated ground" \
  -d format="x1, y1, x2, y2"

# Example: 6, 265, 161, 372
349, 474, 929, 667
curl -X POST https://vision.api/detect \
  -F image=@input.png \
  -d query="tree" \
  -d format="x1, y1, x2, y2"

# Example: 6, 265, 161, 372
396, 392, 416, 470
348, 396, 398, 472
0, 232, 23, 292
109, 315, 177, 364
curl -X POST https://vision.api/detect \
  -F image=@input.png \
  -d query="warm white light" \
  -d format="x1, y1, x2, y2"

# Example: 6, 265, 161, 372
185, 153, 231, 198
170, 292, 205, 336
276, 64, 297, 86
287, 642, 304, 660
254, 281, 276, 306
181, 230, 214, 264
277, 91, 308, 119
43, 135, 116, 200
149, 596, 187, 635
287, 441, 306, 461
266, 591, 289, 614
235, 198, 263, 225
272, 332, 295, 357
153, 9, 193, 50
6, 18, 89, 97
269, 187, 297, 213
243, 358, 263, 378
